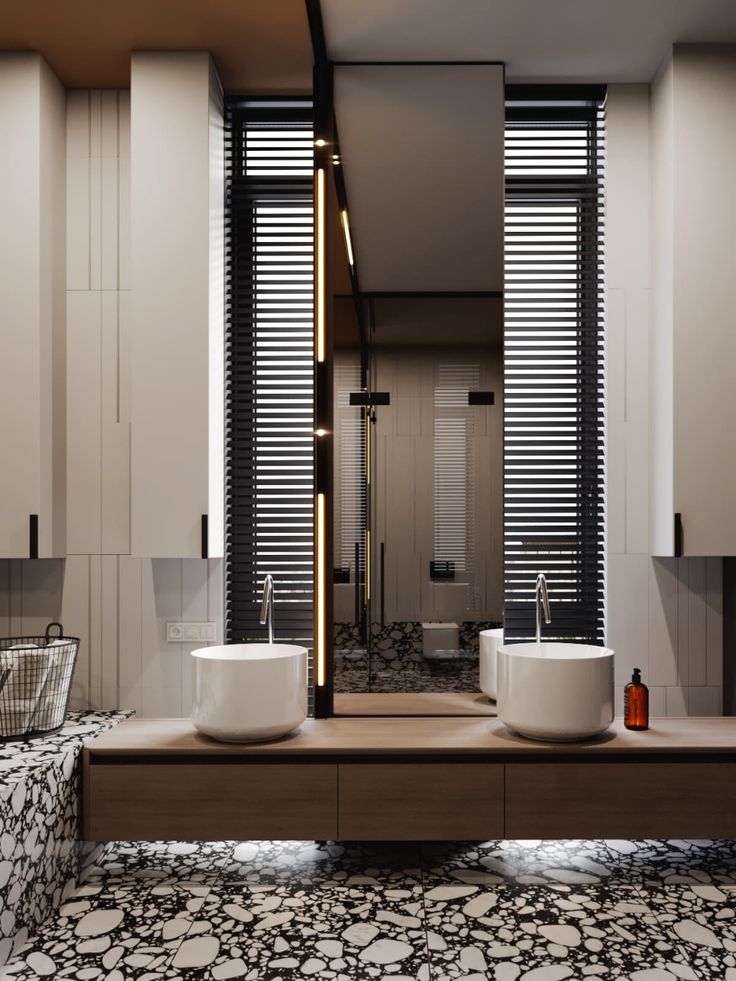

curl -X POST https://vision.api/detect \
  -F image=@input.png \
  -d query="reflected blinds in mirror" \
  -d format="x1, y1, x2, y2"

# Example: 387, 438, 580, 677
224, 99, 315, 655
433, 364, 480, 605
335, 358, 366, 586
504, 89, 605, 643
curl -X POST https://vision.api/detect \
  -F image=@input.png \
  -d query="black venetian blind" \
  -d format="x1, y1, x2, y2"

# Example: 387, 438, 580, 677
503, 87, 606, 643
224, 99, 315, 655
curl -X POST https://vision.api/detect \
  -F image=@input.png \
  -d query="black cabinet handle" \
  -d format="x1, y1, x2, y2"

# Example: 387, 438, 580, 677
674, 512, 683, 558
201, 514, 208, 559
29, 514, 38, 559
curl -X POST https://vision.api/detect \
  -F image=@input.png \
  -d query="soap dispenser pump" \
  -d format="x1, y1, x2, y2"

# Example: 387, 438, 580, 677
624, 668, 649, 731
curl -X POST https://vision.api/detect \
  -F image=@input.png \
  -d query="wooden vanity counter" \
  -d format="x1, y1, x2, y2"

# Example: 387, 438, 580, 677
83, 717, 736, 842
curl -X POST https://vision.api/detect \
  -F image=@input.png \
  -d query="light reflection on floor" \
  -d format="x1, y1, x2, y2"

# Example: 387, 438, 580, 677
4, 838, 736, 979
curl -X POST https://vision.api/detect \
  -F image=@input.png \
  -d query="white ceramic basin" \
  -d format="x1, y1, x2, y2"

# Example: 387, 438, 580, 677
479, 628, 504, 700
191, 644, 307, 742
497, 642, 614, 742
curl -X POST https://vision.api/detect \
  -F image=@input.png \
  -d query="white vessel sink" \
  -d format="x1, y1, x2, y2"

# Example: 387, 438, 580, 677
479, 627, 504, 700
191, 644, 307, 743
497, 642, 614, 742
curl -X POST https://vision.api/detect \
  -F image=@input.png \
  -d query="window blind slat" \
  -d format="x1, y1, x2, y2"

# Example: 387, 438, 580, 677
225, 101, 315, 657
504, 96, 605, 644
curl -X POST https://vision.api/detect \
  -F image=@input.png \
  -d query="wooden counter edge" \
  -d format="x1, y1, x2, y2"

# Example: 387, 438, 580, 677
82, 716, 736, 758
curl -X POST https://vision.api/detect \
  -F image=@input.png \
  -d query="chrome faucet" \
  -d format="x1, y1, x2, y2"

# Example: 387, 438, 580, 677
259, 574, 275, 644
535, 573, 551, 643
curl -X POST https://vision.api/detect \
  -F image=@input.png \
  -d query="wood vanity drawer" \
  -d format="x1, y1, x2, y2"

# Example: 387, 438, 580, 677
86, 762, 338, 840
338, 762, 504, 840
506, 762, 736, 839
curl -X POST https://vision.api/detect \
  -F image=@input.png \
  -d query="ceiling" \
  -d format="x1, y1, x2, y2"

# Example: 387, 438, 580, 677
1, 0, 736, 90
0, 0, 313, 91
321, 0, 736, 83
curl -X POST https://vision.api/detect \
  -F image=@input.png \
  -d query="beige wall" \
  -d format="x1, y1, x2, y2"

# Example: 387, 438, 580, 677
606, 82, 723, 716
334, 344, 503, 625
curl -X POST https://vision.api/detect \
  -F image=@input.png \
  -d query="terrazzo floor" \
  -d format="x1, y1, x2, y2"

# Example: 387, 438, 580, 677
3, 838, 736, 980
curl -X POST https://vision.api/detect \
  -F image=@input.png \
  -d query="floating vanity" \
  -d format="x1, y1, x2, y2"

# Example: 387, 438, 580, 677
84, 716, 736, 843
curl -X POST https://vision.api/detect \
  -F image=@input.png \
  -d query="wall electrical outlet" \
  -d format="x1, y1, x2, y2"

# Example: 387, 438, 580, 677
166, 622, 218, 644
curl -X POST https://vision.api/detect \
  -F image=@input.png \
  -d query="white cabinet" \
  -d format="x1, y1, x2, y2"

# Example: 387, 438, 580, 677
0, 55, 66, 558
650, 45, 736, 557
130, 53, 224, 559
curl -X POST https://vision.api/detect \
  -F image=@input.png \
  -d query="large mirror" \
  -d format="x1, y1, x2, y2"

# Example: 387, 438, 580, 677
332, 296, 503, 703
321, 61, 505, 713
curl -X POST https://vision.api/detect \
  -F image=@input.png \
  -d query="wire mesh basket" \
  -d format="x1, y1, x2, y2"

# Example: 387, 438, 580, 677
0, 622, 79, 741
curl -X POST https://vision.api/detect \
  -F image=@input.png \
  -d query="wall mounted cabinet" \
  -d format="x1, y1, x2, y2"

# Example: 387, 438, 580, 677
84, 718, 736, 842
130, 52, 224, 558
0, 55, 66, 559
650, 45, 736, 556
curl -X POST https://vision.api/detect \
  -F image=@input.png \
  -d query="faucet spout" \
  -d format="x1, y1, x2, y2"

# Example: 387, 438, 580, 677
535, 573, 551, 644
259, 574, 275, 644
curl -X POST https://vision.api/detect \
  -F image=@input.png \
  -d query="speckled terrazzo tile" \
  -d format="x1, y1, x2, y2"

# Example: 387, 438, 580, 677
79, 841, 229, 886
162, 880, 430, 981
638, 882, 736, 978
423, 882, 699, 981
2, 877, 212, 979
422, 839, 736, 889
216, 840, 423, 887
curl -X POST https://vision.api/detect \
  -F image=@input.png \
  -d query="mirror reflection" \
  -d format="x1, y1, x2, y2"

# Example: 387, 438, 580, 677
332, 295, 503, 695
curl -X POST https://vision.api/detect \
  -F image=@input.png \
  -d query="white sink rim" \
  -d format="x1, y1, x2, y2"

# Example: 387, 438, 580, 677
498, 642, 614, 662
191, 643, 305, 663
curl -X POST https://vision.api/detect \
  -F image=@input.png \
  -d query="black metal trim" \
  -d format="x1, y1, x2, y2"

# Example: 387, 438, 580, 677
29, 514, 38, 559
349, 391, 390, 407
469, 391, 495, 406
506, 83, 607, 102
333, 61, 507, 67
201, 515, 208, 560
360, 290, 503, 300
88, 752, 736, 766
305, 0, 328, 65
674, 512, 683, 558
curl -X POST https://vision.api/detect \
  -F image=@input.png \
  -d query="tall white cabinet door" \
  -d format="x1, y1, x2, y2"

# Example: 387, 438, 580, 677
650, 45, 736, 557
130, 53, 224, 559
0, 55, 66, 559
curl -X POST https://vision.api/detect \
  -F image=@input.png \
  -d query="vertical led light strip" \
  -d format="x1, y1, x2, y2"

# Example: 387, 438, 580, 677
316, 492, 326, 686
316, 167, 326, 362
340, 209, 355, 267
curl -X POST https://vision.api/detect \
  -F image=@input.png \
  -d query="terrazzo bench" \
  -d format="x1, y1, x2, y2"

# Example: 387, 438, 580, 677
84, 716, 736, 844
0, 711, 129, 966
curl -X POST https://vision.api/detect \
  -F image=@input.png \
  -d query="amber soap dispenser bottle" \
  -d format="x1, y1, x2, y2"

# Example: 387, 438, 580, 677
624, 668, 649, 731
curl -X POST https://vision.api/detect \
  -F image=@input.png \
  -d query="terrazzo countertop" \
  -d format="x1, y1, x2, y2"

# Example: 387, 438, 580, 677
0, 712, 132, 792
